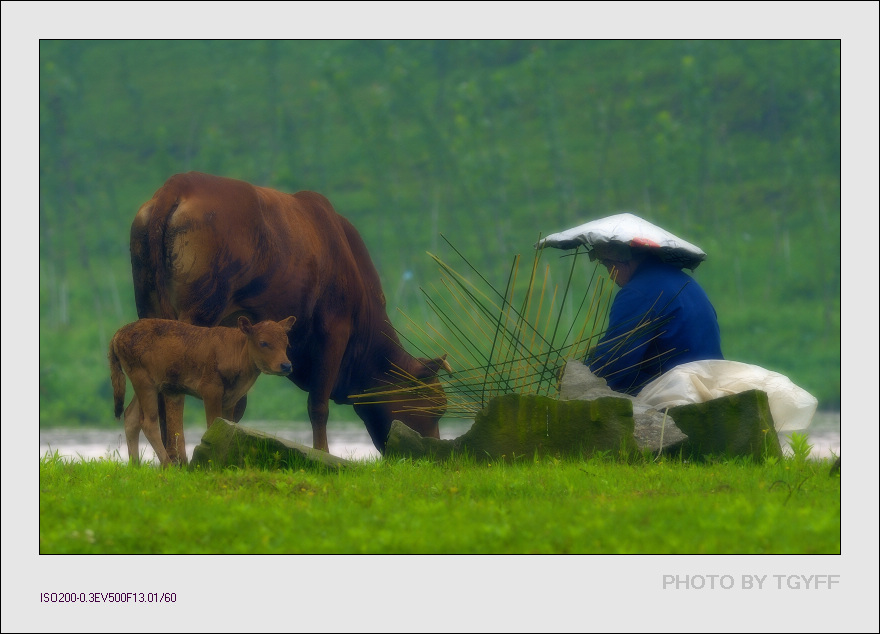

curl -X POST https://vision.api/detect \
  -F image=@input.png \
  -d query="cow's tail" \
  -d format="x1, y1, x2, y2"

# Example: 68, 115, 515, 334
108, 338, 127, 420
146, 176, 184, 320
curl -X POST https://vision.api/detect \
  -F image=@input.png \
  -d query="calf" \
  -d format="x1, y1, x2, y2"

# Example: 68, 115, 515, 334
109, 316, 296, 466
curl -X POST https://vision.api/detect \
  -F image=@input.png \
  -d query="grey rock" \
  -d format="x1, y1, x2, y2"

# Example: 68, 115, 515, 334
559, 360, 688, 453
189, 418, 352, 471
386, 421, 458, 461
385, 362, 783, 463
386, 392, 638, 462
668, 389, 783, 461
829, 457, 840, 476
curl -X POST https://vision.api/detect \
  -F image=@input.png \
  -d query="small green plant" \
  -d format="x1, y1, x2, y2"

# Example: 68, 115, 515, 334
785, 432, 814, 462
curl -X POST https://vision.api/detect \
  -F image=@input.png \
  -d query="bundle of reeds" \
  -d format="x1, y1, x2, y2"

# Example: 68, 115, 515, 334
354, 236, 623, 419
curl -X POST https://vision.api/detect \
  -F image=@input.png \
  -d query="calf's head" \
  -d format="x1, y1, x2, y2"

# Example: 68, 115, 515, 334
240, 316, 297, 376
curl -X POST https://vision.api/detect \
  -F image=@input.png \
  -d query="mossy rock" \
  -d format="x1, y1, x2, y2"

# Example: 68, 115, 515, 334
667, 389, 783, 461
189, 418, 352, 471
386, 393, 638, 462
385, 421, 459, 461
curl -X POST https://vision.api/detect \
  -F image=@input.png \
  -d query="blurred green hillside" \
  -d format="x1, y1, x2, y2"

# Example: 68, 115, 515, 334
38, 40, 840, 426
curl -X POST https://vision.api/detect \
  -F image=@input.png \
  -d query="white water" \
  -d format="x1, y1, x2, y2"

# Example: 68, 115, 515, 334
38, 419, 475, 464
39, 413, 840, 464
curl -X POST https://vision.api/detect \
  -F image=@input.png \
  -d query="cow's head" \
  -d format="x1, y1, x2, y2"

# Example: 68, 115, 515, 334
392, 354, 452, 437
240, 315, 297, 376
353, 354, 452, 450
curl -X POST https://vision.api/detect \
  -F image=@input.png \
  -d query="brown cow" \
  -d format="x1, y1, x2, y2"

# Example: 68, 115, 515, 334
127, 172, 450, 463
109, 316, 296, 466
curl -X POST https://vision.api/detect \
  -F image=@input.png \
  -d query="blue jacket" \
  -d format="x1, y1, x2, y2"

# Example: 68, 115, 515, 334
587, 256, 723, 395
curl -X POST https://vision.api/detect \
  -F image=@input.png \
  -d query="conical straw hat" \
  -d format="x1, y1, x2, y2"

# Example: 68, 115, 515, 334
535, 212, 707, 270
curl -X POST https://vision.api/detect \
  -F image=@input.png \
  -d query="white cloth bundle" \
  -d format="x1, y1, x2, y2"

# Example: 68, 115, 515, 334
636, 360, 818, 432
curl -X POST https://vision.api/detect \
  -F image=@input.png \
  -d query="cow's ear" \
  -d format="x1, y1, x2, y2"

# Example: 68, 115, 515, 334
282, 315, 297, 332
238, 316, 253, 334
414, 354, 453, 378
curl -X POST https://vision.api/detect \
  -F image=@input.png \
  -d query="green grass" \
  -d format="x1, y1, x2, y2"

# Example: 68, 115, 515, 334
39, 451, 840, 554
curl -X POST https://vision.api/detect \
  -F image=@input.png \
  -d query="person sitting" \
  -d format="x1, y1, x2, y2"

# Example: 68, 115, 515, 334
586, 242, 723, 395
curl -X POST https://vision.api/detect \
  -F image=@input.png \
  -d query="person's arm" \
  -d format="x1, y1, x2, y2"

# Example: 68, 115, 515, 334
587, 286, 662, 394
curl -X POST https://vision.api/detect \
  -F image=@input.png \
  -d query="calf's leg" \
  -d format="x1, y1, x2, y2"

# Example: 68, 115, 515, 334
161, 393, 187, 465
123, 397, 142, 465
131, 382, 172, 467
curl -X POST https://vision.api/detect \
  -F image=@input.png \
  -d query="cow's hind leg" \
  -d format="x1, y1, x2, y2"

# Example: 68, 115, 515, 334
232, 395, 247, 422
201, 384, 225, 428
222, 396, 246, 424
